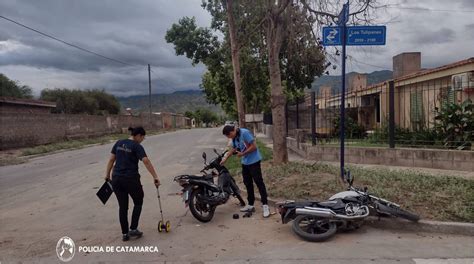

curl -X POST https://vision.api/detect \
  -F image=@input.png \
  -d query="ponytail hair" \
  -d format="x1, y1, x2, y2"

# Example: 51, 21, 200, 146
128, 126, 146, 136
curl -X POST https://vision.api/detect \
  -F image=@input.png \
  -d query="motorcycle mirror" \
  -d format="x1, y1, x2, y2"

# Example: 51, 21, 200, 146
348, 172, 354, 186
202, 152, 207, 162
213, 148, 219, 155
345, 170, 353, 185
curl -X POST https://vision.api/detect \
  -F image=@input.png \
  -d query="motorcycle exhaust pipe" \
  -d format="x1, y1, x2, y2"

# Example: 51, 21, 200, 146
295, 208, 336, 218
295, 206, 369, 220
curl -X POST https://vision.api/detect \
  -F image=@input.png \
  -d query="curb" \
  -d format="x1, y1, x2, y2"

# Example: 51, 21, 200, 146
240, 190, 474, 236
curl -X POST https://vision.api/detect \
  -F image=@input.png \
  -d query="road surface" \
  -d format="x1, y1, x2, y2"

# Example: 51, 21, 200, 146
1, 128, 473, 263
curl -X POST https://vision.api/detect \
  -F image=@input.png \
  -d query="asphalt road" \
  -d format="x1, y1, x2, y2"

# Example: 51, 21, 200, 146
1, 128, 473, 263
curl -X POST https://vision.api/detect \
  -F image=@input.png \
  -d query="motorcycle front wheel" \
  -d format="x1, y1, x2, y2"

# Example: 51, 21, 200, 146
292, 215, 337, 242
376, 202, 420, 222
189, 189, 216, 222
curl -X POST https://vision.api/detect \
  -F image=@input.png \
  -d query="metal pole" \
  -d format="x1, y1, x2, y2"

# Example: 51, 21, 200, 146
389, 80, 395, 148
340, 18, 347, 180
311, 91, 316, 145
285, 101, 289, 137
296, 96, 300, 129
148, 64, 152, 128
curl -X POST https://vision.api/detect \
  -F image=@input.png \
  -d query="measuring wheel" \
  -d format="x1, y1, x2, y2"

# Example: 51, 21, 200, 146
156, 188, 171, 233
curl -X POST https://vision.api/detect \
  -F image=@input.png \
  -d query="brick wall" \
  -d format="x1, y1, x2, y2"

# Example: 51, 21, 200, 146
0, 112, 190, 150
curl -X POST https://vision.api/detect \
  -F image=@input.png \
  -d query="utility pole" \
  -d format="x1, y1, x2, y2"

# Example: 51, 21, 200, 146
339, 2, 349, 180
148, 64, 152, 128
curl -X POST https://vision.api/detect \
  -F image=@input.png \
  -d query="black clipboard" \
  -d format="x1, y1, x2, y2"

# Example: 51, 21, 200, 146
96, 180, 114, 205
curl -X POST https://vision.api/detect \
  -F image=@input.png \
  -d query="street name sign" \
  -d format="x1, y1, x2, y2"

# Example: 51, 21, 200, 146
322, 25, 386, 46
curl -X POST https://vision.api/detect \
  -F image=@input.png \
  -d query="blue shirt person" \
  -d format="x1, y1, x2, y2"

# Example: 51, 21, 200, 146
220, 125, 270, 218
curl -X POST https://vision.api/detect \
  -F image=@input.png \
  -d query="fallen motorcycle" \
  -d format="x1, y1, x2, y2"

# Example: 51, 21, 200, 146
174, 149, 245, 222
277, 171, 419, 242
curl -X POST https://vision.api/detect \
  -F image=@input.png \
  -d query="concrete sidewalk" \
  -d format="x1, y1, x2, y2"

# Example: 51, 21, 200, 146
256, 134, 474, 179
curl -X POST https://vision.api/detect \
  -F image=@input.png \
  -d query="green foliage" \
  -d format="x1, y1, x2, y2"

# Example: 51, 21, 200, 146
0, 73, 33, 98
165, 1, 325, 116
368, 100, 474, 149
191, 108, 219, 125
368, 121, 441, 147
434, 99, 474, 150
333, 115, 366, 139
40, 88, 120, 115
164, 17, 219, 66
118, 90, 222, 115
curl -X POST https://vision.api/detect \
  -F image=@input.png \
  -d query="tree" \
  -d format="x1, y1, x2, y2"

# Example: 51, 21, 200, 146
166, 1, 327, 163
261, 0, 378, 162
193, 108, 219, 125
40, 88, 120, 115
0, 73, 33, 99
166, 14, 270, 119
226, 0, 246, 127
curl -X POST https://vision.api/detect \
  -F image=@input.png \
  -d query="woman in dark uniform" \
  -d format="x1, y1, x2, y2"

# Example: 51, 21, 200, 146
105, 126, 160, 241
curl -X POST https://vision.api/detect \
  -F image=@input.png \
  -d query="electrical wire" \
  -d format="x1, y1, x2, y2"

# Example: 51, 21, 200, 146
0, 15, 137, 67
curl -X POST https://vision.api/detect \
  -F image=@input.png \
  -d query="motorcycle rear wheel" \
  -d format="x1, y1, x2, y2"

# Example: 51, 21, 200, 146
292, 215, 337, 242
189, 189, 216, 222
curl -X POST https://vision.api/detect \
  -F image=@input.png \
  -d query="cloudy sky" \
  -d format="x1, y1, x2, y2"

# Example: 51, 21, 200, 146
1, 0, 473, 97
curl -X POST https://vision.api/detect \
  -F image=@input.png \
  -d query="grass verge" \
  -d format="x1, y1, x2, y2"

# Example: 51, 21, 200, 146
264, 162, 474, 222
20, 129, 176, 157
228, 139, 474, 222
21, 134, 128, 156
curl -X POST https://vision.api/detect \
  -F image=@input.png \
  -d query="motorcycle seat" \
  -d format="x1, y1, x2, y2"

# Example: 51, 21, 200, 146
317, 199, 346, 209
186, 174, 214, 181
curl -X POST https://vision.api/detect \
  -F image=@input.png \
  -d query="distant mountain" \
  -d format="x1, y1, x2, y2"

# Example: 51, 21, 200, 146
312, 70, 393, 93
117, 90, 223, 115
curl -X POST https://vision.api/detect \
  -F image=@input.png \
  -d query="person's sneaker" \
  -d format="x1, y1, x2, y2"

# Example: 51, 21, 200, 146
240, 205, 255, 212
122, 234, 130, 241
263, 204, 270, 218
128, 229, 143, 237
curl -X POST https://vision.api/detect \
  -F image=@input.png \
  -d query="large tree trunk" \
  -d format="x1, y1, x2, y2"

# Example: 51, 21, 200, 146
226, 0, 246, 127
266, 7, 288, 163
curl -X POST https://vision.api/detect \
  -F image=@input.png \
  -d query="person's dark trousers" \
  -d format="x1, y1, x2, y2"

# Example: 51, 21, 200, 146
242, 161, 268, 205
112, 176, 144, 235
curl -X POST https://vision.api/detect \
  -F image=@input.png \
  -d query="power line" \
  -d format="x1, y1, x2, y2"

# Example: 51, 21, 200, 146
347, 55, 391, 70
0, 15, 137, 67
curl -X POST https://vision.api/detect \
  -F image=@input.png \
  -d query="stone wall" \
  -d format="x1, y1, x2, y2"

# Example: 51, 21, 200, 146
287, 137, 474, 172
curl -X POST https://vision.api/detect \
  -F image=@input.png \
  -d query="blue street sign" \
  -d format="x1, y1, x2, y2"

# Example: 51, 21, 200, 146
322, 26, 342, 46
322, 26, 386, 46
347, 26, 386, 45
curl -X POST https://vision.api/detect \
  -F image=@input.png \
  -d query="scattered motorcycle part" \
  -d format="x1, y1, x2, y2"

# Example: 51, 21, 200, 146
233, 213, 239, 219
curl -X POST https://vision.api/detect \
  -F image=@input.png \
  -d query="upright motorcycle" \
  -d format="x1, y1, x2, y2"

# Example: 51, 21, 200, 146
278, 171, 419, 242
174, 149, 245, 222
